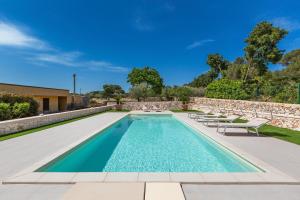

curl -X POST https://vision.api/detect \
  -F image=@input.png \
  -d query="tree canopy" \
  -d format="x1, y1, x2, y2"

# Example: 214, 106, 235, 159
102, 84, 125, 99
244, 21, 288, 79
207, 53, 229, 77
186, 21, 299, 104
127, 67, 164, 94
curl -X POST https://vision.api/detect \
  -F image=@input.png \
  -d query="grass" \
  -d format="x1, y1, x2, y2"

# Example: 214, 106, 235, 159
108, 109, 130, 112
0, 110, 109, 141
170, 109, 201, 112
233, 118, 300, 145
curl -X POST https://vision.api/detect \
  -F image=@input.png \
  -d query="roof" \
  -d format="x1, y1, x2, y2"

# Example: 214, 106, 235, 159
0, 83, 69, 92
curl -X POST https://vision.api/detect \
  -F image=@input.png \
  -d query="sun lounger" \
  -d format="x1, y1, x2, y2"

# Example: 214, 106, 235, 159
188, 109, 214, 119
196, 115, 239, 126
152, 105, 162, 112
216, 118, 269, 136
142, 105, 150, 112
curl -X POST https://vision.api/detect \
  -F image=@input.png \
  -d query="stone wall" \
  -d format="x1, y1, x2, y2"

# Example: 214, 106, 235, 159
190, 97, 300, 129
0, 106, 113, 135
122, 101, 182, 111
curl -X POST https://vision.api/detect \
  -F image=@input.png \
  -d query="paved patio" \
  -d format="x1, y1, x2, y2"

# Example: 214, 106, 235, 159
1, 112, 300, 199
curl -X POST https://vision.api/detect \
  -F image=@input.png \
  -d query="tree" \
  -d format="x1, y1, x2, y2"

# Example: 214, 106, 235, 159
161, 86, 175, 101
188, 70, 218, 88
243, 21, 288, 80
102, 84, 125, 99
280, 49, 300, 66
207, 54, 229, 77
127, 67, 164, 94
129, 82, 153, 102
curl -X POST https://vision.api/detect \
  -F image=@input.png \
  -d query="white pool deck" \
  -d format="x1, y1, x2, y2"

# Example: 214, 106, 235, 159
1, 111, 300, 199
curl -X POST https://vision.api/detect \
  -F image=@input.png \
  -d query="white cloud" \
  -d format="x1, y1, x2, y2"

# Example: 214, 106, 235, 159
31, 51, 128, 73
271, 17, 300, 31
0, 21, 49, 50
0, 20, 127, 72
186, 39, 215, 50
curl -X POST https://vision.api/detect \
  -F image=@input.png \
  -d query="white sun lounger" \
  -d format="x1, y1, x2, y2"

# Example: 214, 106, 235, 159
197, 115, 239, 126
142, 105, 150, 112
188, 110, 214, 119
152, 105, 162, 112
216, 118, 269, 136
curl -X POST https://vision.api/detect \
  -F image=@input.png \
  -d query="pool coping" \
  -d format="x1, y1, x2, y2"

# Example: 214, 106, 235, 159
3, 111, 299, 184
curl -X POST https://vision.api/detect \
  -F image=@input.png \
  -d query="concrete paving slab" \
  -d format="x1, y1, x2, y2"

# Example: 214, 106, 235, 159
62, 183, 144, 200
170, 173, 204, 182
0, 184, 70, 200
138, 173, 170, 182
71, 172, 107, 182
182, 184, 300, 200
145, 182, 185, 200
105, 172, 139, 182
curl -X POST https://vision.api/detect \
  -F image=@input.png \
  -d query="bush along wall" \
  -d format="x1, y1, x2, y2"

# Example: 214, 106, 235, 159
0, 93, 38, 121
205, 79, 250, 100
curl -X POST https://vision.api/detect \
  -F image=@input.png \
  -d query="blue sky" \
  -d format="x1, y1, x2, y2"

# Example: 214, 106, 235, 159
0, 0, 300, 92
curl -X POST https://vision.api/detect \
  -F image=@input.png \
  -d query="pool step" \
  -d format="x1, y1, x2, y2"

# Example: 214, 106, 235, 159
62, 183, 144, 200
145, 183, 185, 200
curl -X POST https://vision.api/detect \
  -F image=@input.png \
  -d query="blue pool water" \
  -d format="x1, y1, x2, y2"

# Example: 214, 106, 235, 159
38, 114, 259, 172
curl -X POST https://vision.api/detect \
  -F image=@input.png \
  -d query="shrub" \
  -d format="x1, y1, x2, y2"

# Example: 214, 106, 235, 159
0, 93, 38, 116
12, 102, 30, 118
0, 103, 11, 120
176, 87, 193, 104
205, 79, 250, 100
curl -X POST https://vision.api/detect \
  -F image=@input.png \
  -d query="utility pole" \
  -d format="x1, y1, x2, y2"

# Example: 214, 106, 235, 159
297, 83, 300, 104
72, 73, 76, 109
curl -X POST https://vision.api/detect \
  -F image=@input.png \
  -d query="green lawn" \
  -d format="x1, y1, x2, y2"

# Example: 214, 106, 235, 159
170, 109, 202, 112
233, 118, 300, 145
0, 111, 109, 141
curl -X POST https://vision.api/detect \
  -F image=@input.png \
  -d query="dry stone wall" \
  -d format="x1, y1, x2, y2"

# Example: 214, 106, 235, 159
122, 101, 182, 111
0, 106, 113, 135
190, 98, 300, 129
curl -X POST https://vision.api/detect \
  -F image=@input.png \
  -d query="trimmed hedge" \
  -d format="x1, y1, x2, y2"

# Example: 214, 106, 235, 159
0, 93, 38, 121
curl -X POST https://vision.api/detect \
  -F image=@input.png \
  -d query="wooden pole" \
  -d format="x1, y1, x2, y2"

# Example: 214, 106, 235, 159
297, 83, 300, 104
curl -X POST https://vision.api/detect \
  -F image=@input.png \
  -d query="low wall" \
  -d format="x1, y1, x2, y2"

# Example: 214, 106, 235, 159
0, 105, 113, 135
190, 98, 300, 129
122, 101, 182, 111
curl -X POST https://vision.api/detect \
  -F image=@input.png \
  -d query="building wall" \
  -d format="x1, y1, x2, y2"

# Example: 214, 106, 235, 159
0, 83, 69, 96
0, 83, 70, 113
33, 96, 59, 113
67, 94, 88, 108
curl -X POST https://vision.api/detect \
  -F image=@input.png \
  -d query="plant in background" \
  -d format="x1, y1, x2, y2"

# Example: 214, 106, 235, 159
243, 21, 287, 80
205, 79, 250, 100
207, 53, 229, 77
12, 102, 30, 118
127, 67, 164, 95
102, 84, 124, 100
187, 70, 218, 88
0, 103, 11, 121
176, 87, 193, 110
129, 82, 154, 102
0, 93, 38, 117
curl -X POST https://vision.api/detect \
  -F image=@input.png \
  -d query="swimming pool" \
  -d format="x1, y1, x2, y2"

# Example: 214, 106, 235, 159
38, 114, 260, 172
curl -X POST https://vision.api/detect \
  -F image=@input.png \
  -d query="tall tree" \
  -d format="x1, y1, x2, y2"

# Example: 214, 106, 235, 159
207, 54, 229, 77
188, 70, 218, 87
127, 67, 164, 94
102, 84, 124, 99
243, 21, 288, 80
